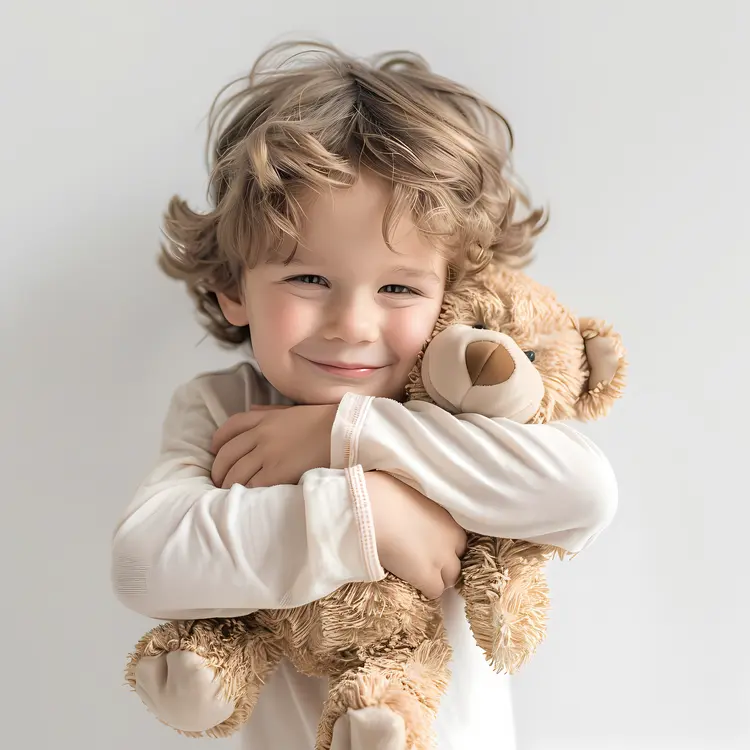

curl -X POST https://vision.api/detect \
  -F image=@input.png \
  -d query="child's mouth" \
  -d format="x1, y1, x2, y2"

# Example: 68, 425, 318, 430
301, 357, 386, 379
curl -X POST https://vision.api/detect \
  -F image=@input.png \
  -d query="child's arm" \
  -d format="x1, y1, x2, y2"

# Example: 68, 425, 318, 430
111, 378, 382, 620
331, 394, 618, 554
111, 378, 465, 620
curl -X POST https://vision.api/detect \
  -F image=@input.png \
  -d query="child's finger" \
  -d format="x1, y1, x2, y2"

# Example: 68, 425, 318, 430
222, 452, 264, 490
211, 431, 258, 487
211, 406, 291, 453
211, 411, 264, 453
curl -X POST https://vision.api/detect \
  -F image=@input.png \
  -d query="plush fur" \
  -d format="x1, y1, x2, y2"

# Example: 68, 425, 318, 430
125, 264, 626, 749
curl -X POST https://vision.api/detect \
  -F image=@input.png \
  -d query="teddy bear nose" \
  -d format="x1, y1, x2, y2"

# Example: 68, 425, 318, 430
465, 341, 516, 386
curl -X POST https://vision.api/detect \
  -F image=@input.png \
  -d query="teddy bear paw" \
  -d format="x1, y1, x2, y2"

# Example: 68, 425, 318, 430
330, 706, 407, 750
134, 650, 235, 733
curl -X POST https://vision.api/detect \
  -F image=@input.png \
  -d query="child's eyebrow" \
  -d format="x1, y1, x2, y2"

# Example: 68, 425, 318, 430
389, 266, 442, 284
265, 256, 306, 267
268, 257, 441, 284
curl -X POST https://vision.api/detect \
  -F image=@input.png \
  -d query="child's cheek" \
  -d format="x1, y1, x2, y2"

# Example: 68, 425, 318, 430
387, 305, 442, 357
263, 293, 319, 346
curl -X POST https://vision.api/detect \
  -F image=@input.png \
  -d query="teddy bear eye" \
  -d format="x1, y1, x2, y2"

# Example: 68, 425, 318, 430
472, 324, 486, 329
524, 350, 536, 362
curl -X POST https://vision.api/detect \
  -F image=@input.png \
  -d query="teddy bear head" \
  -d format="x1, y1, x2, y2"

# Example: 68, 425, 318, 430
406, 265, 627, 424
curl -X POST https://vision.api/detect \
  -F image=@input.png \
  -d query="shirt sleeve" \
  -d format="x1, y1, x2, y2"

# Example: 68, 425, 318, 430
330, 393, 618, 554
111, 377, 383, 621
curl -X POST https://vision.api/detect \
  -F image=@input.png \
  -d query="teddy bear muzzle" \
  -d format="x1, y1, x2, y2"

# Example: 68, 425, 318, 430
422, 325, 545, 423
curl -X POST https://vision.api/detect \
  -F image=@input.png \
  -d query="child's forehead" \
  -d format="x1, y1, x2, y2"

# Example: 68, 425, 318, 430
298, 170, 393, 220
280, 176, 434, 250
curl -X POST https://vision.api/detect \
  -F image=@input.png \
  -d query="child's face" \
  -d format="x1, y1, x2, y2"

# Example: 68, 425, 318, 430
218, 171, 448, 404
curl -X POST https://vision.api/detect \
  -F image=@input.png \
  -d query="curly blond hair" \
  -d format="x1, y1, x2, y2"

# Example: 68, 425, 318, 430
159, 41, 547, 346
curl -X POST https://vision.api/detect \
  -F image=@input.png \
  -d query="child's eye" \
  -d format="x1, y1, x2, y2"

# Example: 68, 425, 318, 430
289, 274, 328, 287
381, 284, 416, 295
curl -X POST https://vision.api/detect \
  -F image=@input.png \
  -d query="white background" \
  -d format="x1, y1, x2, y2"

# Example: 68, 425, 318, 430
1, 2, 748, 749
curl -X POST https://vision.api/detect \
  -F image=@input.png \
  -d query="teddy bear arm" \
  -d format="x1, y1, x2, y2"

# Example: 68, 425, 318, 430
459, 535, 559, 674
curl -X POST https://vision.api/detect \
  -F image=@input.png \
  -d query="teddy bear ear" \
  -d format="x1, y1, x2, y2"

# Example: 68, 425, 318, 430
575, 317, 627, 421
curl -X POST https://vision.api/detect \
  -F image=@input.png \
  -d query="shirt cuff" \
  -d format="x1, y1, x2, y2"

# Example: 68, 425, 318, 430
344, 464, 384, 581
331, 392, 374, 470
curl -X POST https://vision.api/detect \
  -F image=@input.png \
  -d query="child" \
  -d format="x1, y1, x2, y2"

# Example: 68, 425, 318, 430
112, 42, 618, 750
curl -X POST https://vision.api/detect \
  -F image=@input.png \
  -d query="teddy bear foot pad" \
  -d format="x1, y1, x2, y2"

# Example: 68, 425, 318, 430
134, 651, 235, 732
330, 706, 407, 750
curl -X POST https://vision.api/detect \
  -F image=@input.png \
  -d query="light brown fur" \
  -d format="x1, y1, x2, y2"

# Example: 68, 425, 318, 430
125, 265, 626, 748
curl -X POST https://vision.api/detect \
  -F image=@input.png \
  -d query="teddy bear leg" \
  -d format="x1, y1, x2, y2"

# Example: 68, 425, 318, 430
126, 616, 282, 737
317, 634, 452, 750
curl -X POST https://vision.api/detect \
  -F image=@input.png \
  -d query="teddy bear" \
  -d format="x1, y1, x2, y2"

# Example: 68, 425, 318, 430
124, 263, 626, 750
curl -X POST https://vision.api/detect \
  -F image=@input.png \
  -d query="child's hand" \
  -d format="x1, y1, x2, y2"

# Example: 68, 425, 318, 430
364, 471, 468, 600
210, 404, 338, 489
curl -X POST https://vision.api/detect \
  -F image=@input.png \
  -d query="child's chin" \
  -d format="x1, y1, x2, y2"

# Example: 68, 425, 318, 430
302, 380, 403, 404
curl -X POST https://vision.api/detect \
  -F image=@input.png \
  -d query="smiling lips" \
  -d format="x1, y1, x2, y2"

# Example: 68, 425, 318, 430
301, 356, 386, 379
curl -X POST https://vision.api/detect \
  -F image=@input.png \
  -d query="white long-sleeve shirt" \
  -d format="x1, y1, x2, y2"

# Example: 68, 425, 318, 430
112, 361, 618, 749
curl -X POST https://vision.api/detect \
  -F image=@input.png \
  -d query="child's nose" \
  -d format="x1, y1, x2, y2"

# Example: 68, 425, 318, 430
324, 297, 381, 343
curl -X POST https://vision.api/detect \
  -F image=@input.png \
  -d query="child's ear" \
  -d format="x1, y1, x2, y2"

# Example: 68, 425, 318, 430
575, 317, 627, 421
216, 289, 249, 327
